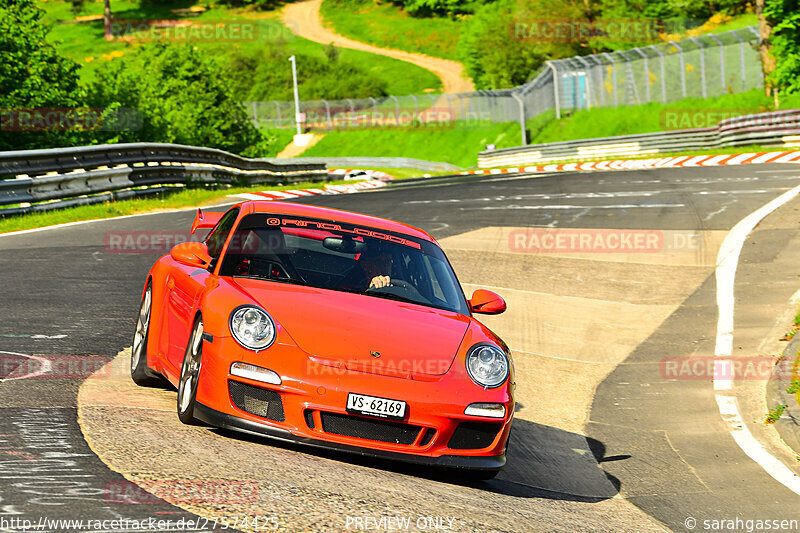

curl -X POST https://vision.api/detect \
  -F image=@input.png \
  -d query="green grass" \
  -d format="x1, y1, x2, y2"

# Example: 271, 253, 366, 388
766, 403, 787, 424
302, 122, 522, 168
362, 167, 455, 179
261, 128, 297, 155
527, 90, 800, 144
320, 0, 461, 60
0, 180, 352, 234
38, 0, 442, 94
707, 13, 759, 34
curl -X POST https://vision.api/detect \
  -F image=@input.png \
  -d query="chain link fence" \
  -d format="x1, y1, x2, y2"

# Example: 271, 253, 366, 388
244, 26, 762, 142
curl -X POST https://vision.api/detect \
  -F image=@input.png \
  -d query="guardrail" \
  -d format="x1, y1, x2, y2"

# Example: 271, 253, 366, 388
282, 156, 460, 172
0, 143, 327, 216
478, 109, 800, 168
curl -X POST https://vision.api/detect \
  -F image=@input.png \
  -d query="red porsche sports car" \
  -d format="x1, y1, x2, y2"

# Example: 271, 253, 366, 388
131, 201, 514, 478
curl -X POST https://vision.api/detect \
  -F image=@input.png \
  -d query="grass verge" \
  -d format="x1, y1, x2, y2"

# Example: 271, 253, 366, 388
527, 90, 800, 145
0, 180, 352, 234
302, 122, 521, 168
319, 0, 461, 60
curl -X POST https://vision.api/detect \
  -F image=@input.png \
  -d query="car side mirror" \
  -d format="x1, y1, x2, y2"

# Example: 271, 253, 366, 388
171, 242, 213, 269
469, 289, 506, 315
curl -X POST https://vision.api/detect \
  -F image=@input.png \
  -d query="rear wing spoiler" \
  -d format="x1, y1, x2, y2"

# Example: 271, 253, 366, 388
190, 209, 224, 235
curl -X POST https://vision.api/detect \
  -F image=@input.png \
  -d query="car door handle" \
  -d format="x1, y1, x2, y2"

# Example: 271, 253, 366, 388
167, 278, 175, 290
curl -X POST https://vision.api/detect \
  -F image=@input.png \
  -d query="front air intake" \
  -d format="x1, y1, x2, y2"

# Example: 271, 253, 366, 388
320, 412, 421, 445
448, 422, 502, 450
229, 380, 285, 422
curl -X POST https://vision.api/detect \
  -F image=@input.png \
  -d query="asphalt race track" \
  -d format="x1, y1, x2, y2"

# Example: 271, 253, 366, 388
3, 164, 800, 532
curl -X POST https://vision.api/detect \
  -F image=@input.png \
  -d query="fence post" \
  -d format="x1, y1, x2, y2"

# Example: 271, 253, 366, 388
648, 45, 667, 103
618, 51, 640, 105
601, 53, 618, 106
250, 101, 258, 128
346, 99, 355, 127
731, 31, 747, 91
575, 56, 593, 108
633, 47, 650, 102
709, 34, 725, 91
669, 41, 687, 98
410, 94, 418, 119
445, 94, 454, 121
273, 101, 281, 128
323, 99, 332, 130
511, 93, 527, 145
547, 62, 561, 118
369, 97, 377, 126
689, 37, 707, 98
746, 26, 760, 90
390, 95, 400, 126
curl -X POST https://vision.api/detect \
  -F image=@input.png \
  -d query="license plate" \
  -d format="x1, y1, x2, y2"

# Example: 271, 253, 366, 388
346, 393, 407, 420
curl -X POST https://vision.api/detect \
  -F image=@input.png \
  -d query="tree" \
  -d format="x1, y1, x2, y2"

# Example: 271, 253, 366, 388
0, 0, 89, 150
89, 43, 263, 155
756, 0, 776, 99
761, 0, 800, 101
459, 0, 585, 90
104, 0, 112, 41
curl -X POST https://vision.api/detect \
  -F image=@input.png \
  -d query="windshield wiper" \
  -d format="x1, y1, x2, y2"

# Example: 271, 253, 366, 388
364, 292, 426, 306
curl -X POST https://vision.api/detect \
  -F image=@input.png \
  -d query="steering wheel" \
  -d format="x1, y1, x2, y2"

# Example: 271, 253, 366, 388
386, 279, 416, 291
366, 278, 427, 301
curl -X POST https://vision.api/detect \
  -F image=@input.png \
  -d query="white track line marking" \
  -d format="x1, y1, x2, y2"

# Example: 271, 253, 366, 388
713, 183, 800, 494
232, 193, 267, 201
462, 204, 685, 210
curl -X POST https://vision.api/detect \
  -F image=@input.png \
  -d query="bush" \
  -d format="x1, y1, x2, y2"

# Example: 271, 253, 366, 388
765, 0, 800, 96
222, 45, 389, 101
459, 0, 583, 90
88, 43, 264, 155
327, 0, 496, 17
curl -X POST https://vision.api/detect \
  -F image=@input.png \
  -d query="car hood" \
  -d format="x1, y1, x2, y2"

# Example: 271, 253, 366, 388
230, 278, 470, 376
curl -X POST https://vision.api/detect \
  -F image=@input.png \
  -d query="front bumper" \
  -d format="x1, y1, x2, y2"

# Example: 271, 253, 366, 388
195, 336, 513, 472
194, 402, 506, 471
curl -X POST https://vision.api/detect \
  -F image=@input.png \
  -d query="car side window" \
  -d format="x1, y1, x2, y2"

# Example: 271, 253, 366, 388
205, 208, 239, 259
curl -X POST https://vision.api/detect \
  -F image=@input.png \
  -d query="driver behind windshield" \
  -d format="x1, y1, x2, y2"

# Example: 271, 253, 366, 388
339, 245, 392, 291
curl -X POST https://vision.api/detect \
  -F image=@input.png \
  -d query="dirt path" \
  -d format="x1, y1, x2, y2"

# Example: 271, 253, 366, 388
282, 0, 474, 94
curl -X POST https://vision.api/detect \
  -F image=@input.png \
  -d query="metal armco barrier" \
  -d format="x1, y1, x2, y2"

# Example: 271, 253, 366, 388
478, 109, 800, 168
0, 143, 327, 215
286, 156, 460, 172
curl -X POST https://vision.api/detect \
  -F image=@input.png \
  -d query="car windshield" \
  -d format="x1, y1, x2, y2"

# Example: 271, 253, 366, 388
218, 213, 469, 314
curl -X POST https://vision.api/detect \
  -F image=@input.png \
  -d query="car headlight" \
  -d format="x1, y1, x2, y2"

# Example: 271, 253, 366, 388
229, 305, 276, 351
466, 343, 509, 388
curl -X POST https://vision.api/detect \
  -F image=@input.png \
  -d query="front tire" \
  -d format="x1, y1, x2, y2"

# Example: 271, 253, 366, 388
177, 316, 204, 425
131, 282, 164, 387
